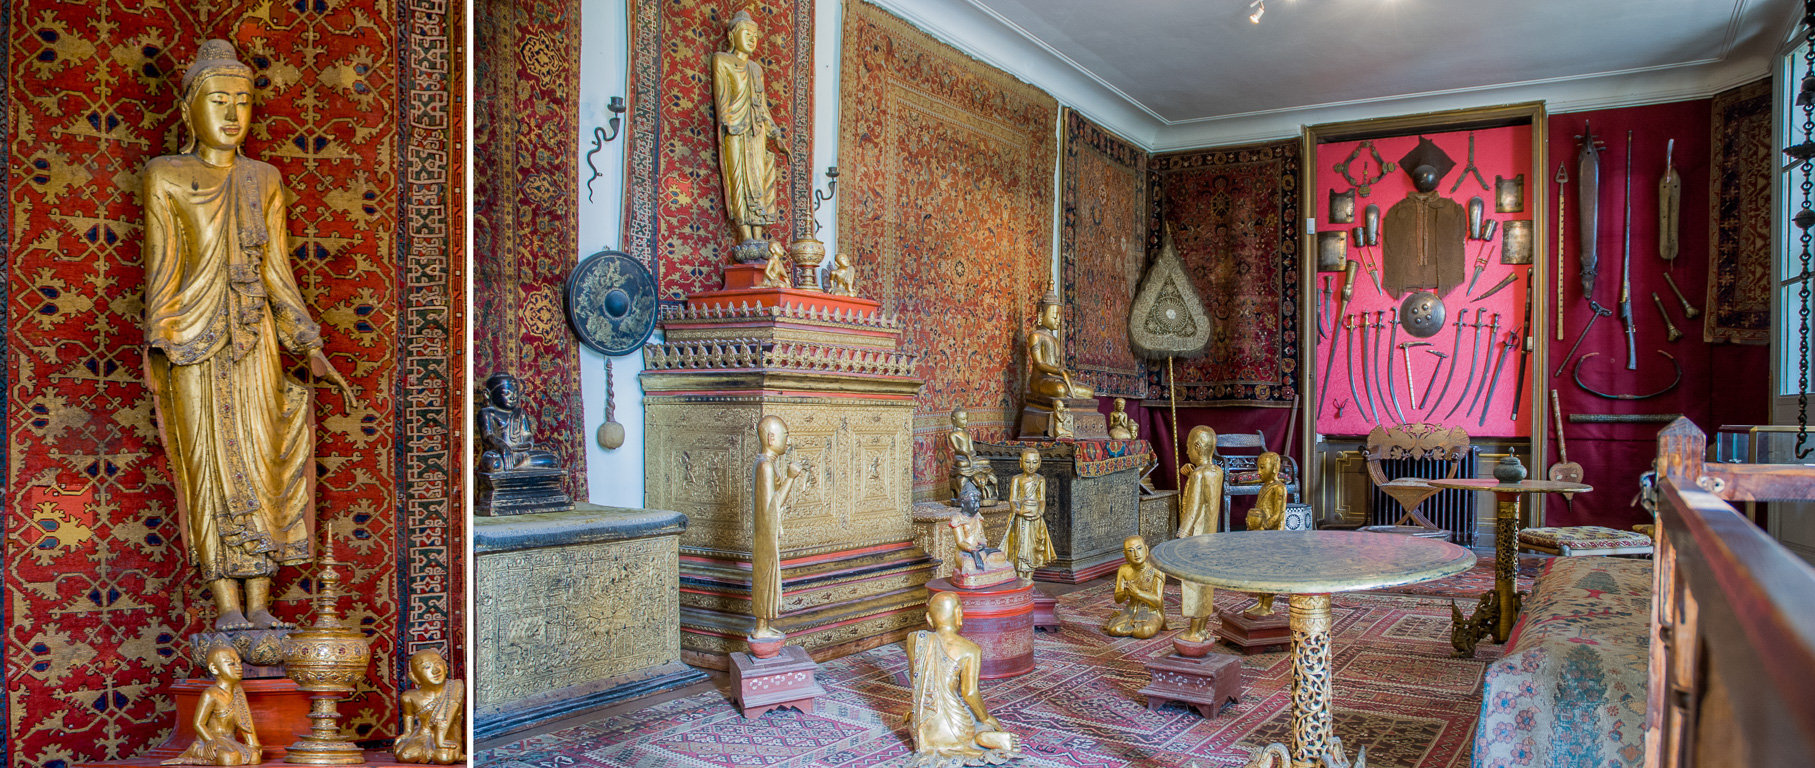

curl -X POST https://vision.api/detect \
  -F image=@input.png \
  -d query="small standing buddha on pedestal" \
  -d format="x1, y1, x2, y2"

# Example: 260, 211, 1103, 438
1213, 451, 1293, 655
1002, 449, 1055, 581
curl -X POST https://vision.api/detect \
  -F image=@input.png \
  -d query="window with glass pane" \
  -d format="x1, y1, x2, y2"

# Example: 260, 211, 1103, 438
1783, 40, 1815, 399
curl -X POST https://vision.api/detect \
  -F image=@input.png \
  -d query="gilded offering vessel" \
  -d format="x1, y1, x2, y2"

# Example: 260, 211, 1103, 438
1492, 455, 1528, 484
788, 236, 826, 290
283, 529, 371, 765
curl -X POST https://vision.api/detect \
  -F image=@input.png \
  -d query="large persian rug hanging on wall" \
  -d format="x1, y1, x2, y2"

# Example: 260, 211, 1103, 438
622, 0, 816, 303
4, 3, 465, 764
1061, 109, 1151, 399
475, 0, 586, 498
1148, 141, 1302, 404
838, 0, 1058, 500
1706, 77, 1772, 345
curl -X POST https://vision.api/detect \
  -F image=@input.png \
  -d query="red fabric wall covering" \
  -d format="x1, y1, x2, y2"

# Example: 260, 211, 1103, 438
1544, 101, 1770, 528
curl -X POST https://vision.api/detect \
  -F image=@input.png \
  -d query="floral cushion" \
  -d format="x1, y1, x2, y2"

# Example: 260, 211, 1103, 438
1518, 525, 1654, 552
1228, 467, 1296, 486
1475, 557, 1652, 768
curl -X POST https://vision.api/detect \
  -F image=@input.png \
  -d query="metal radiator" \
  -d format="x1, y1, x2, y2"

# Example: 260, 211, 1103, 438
1369, 447, 1479, 544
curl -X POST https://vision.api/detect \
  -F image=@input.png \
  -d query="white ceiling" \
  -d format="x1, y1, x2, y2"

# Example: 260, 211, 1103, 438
873, 0, 1803, 148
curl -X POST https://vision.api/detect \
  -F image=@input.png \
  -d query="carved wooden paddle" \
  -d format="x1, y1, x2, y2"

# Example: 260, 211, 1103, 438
1548, 389, 1584, 513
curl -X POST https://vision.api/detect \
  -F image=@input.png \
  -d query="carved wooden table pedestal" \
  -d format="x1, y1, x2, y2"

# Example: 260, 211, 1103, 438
1214, 606, 1292, 654
1426, 478, 1592, 657
925, 577, 1034, 679
729, 645, 828, 718
1153, 531, 1473, 768
1138, 651, 1242, 719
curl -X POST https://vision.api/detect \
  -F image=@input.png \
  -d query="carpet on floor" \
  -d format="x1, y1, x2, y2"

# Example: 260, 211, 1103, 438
1363, 553, 1543, 600
479, 582, 1500, 768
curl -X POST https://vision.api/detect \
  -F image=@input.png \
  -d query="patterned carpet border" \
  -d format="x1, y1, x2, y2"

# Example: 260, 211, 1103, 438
479, 583, 1500, 767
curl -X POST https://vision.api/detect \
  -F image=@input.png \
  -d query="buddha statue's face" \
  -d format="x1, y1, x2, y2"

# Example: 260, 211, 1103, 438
729, 22, 759, 56
758, 416, 790, 455
1020, 449, 1040, 474
411, 652, 447, 687
1259, 452, 1280, 480
950, 408, 968, 429
490, 379, 519, 410
208, 648, 243, 683
186, 74, 253, 155
1039, 303, 1062, 331
837, 254, 851, 267
1123, 536, 1147, 565
1113, 398, 1126, 413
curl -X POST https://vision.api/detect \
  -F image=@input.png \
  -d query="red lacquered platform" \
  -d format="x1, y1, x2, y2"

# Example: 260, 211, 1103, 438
925, 577, 1034, 679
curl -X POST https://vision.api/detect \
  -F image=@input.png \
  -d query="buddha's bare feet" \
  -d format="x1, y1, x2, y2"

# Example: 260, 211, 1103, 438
248, 609, 293, 630
215, 610, 254, 631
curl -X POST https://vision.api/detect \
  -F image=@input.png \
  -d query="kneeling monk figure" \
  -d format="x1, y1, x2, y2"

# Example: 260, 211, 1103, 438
1104, 535, 1167, 639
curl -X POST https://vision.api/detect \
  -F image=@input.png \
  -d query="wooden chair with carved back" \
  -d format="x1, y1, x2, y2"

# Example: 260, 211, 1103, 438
1358, 423, 1470, 541
1215, 429, 1300, 532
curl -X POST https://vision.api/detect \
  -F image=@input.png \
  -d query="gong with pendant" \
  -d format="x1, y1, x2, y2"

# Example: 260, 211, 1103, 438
566, 249, 658, 356
1399, 290, 1446, 339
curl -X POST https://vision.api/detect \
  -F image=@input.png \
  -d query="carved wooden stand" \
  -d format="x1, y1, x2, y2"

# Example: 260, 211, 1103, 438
1031, 591, 1060, 632
728, 645, 827, 718
1215, 605, 1292, 655
1138, 652, 1242, 719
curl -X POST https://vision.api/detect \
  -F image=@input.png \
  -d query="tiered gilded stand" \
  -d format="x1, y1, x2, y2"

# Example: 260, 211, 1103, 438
1151, 531, 1473, 768
1425, 478, 1591, 657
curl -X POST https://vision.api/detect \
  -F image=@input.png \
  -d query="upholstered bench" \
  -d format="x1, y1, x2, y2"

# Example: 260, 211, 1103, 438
1473, 557, 1652, 767
1516, 525, 1655, 557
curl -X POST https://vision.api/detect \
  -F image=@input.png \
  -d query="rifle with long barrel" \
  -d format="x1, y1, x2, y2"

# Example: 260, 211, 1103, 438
1619, 130, 1636, 370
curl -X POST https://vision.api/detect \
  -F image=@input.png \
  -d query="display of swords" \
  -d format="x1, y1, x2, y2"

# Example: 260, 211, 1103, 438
1311, 124, 1711, 438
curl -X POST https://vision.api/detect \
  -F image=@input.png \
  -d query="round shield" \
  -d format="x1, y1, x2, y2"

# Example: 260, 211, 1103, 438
1399, 290, 1446, 339
565, 250, 658, 356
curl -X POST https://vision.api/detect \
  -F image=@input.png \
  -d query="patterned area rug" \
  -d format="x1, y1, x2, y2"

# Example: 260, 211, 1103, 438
480, 584, 1498, 767
1365, 554, 1543, 600
1062, 108, 1150, 399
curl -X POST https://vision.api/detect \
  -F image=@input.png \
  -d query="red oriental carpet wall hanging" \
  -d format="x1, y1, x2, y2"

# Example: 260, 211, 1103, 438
837, 0, 1058, 501
1148, 140, 1302, 406
1061, 109, 1152, 400
621, 0, 816, 304
474, 0, 586, 500
2, 3, 465, 764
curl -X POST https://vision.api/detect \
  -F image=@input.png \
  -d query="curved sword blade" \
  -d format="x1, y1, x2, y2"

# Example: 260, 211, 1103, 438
1384, 309, 1406, 423
1426, 309, 1469, 412
1444, 314, 1491, 420
1359, 315, 1379, 423
1477, 332, 1517, 426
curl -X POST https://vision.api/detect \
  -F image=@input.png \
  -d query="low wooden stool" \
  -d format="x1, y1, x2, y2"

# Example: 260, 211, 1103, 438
1138, 651, 1242, 719
1031, 591, 1060, 632
728, 645, 827, 718
1517, 525, 1654, 557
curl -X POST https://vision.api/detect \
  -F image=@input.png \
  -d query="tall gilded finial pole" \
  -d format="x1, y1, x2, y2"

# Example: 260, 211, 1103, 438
282, 524, 372, 765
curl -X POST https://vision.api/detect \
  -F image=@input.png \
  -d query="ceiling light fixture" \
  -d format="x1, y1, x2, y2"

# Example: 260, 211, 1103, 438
1249, 0, 1265, 24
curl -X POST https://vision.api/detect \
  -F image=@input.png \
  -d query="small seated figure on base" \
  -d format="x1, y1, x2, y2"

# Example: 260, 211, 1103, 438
394, 649, 465, 764
1177, 427, 1223, 643
1003, 449, 1055, 581
950, 480, 1015, 589
1243, 451, 1288, 618
1049, 400, 1075, 439
1107, 398, 1138, 440
163, 646, 259, 766
827, 252, 858, 296
1104, 535, 1166, 639
760, 240, 790, 288
479, 372, 562, 473
1024, 283, 1094, 408
946, 408, 999, 503
905, 592, 1023, 766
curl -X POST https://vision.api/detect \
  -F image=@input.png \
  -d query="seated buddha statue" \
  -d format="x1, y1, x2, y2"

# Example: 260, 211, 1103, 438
1024, 283, 1093, 409
478, 372, 562, 474
946, 408, 999, 503
948, 480, 1014, 589
1103, 535, 1166, 639
1107, 398, 1138, 440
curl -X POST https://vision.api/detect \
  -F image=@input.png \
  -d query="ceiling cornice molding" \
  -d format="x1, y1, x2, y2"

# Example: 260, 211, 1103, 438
863, 0, 1799, 154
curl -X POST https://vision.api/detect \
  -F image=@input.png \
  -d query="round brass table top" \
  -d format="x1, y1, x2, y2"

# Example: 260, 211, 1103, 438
1150, 530, 1475, 594
1424, 478, 1592, 495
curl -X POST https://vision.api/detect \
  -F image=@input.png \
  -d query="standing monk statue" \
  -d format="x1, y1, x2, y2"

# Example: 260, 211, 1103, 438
1176, 426, 1223, 643
143, 40, 357, 632
711, 10, 787, 262
751, 415, 804, 641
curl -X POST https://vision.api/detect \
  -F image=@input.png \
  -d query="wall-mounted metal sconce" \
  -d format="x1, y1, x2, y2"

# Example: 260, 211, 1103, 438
811, 166, 838, 233
586, 97, 629, 203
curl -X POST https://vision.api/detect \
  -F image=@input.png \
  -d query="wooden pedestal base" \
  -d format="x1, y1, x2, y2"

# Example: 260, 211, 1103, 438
1138, 652, 1243, 719
145, 677, 311, 762
1016, 399, 1108, 440
925, 578, 1034, 679
1214, 606, 1291, 654
1031, 591, 1060, 632
728, 645, 827, 719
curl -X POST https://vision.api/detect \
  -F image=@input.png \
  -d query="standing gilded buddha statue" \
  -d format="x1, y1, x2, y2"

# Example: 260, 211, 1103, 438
711, 10, 786, 261
1176, 426, 1223, 643
142, 39, 356, 632
1002, 449, 1055, 580
751, 415, 804, 642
